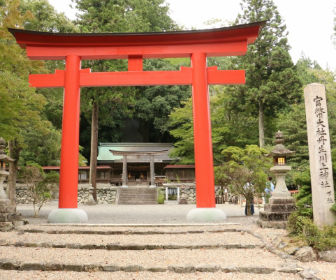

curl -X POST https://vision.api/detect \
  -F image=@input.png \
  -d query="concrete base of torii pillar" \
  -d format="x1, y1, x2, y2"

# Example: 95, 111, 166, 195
48, 208, 88, 223
186, 208, 226, 223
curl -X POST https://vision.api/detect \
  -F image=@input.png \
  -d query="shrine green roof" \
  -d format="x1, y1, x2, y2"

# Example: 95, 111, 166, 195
97, 143, 175, 163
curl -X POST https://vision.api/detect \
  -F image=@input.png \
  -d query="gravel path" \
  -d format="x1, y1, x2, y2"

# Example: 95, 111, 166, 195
2, 204, 335, 279
0, 246, 284, 268
17, 202, 260, 224
300, 261, 336, 280
0, 231, 262, 247
0, 271, 302, 280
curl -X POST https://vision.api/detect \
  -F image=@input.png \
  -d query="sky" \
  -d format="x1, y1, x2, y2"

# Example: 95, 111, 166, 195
48, 0, 336, 71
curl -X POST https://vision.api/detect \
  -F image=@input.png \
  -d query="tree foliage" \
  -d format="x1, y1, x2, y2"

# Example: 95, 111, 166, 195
0, 0, 80, 167
168, 98, 194, 163
73, 0, 184, 159
19, 162, 58, 216
233, 0, 302, 147
20, 0, 78, 32
214, 145, 271, 215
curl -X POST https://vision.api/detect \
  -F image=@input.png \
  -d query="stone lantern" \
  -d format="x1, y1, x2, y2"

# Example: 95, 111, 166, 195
258, 131, 296, 229
0, 138, 14, 202
270, 131, 294, 198
0, 137, 19, 231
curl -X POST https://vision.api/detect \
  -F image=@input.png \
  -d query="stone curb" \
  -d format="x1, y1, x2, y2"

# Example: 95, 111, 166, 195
0, 241, 260, 251
19, 228, 244, 235
0, 259, 296, 275
18, 223, 241, 227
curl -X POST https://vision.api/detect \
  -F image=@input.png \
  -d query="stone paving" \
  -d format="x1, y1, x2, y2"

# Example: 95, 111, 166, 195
0, 203, 334, 279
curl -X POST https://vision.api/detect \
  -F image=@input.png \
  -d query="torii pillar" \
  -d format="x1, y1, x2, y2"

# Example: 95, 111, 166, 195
9, 22, 263, 223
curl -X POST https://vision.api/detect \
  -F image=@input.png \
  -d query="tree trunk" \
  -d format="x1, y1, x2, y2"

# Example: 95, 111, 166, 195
89, 102, 99, 203
8, 139, 20, 207
245, 196, 254, 216
258, 101, 265, 148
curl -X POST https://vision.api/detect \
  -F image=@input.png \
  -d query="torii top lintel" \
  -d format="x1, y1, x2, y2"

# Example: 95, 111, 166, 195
9, 22, 264, 60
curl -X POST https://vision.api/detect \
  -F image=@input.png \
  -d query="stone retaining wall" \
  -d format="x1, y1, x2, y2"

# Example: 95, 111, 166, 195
77, 184, 117, 204
163, 184, 224, 204
6, 184, 118, 205
7, 183, 225, 205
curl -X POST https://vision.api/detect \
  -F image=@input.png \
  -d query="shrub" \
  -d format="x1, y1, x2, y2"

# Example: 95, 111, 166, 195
288, 211, 336, 251
157, 189, 165, 204
19, 162, 58, 217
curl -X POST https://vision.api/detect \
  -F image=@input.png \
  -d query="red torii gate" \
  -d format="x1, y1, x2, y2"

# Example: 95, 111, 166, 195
10, 22, 262, 222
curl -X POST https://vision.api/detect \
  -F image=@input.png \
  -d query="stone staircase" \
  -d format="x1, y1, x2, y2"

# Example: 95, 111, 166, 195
0, 223, 323, 279
117, 187, 158, 205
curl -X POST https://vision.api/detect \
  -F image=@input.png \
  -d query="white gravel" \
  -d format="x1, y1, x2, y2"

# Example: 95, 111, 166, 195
0, 246, 284, 268
300, 261, 336, 280
0, 231, 262, 247
2, 207, 335, 280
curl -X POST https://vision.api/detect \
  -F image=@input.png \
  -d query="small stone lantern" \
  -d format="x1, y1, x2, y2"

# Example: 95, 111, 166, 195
270, 131, 294, 198
0, 138, 14, 202
258, 131, 296, 229
0, 137, 19, 231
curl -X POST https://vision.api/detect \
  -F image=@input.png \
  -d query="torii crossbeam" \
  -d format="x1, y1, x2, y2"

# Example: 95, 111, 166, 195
10, 22, 263, 222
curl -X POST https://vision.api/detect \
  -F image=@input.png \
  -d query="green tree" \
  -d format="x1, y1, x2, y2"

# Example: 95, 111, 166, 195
168, 98, 194, 163
20, 0, 79, 131
234, 0, 302, 147
19, 163, 58, 217
20, 0, 77, 32
73, 0, 179, 201
0, 0, 76, 196
211, 87, 259, 160
277, 58, 336, 217
132, 59, 190, 142
168, 87, 259, 164
215, 145, 271, 215
0, 0, 46, 144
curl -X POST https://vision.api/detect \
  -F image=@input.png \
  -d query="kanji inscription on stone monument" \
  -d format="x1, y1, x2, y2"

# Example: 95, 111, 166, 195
304, 83, 336, 226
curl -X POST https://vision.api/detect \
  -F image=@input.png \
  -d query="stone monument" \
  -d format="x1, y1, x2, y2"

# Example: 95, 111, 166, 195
0, 137, 22, 231
258, 131, 296, 229
304, 83, 336, 226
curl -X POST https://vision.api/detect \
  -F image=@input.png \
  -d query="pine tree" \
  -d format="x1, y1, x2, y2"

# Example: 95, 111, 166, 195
234, 0, 302, 147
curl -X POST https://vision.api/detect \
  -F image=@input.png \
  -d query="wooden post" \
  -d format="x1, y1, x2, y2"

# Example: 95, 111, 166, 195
149, 154, 155, 187
122, 155, 128, 188
191, 52, 215, 208
58, 55, 81, 209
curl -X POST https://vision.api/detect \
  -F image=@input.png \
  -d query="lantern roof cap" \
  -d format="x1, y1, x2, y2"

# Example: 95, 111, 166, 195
0, 138, 14, 162
270, 131, 294, 157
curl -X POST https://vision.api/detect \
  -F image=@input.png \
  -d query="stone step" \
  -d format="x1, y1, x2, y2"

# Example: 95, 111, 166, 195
0, 230, 263, 250
264, 204, 296, 212
17, 225, 244, 235
1, 241, 260, 250
0, 246, 291, 274
259, 211, 292, 221
0, 270, 303, 280
117, 201, 158, 205
117, 188, 157, 205
0, 224, 311, 279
